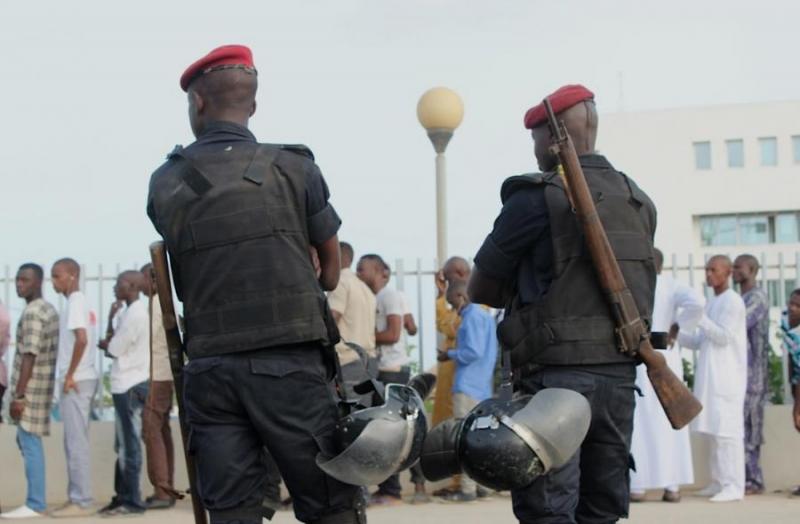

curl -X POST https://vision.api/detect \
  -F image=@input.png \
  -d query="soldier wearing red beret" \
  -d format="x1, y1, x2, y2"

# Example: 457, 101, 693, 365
147, 45, 364, 524
469, 85, 657, 523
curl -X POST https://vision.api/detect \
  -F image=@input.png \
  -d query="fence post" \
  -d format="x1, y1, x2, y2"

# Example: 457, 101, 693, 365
3, 265, 9, 377
97, 263, 105, 418
395, 259, 405, 292
778, 253, 792, 404
795, 252, 800, 290
415, 258, 424, 372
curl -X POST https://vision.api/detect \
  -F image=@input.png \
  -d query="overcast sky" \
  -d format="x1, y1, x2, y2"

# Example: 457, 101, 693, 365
2, 0, 797, 272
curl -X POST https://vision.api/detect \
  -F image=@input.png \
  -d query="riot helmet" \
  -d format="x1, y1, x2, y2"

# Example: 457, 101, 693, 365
316, 373, 435, 486
421, 388, 590, 491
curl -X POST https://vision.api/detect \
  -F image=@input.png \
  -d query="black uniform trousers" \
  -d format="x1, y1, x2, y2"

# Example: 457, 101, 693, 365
183, 344, 365, 524
511, 365, 636, 524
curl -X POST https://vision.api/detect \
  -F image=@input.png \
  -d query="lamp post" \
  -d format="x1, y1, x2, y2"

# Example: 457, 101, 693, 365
417, 87, 464, 266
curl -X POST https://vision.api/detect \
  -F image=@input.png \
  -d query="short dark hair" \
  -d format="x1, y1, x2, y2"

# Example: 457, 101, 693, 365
53, 257, 80, 276
791, 288, 800, 298
360, 253, 389, 272
18, 263, 44, 282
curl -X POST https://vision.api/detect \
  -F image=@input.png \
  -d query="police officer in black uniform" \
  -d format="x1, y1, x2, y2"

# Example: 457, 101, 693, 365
147, 45, 364, 524
468, 84, 657, 524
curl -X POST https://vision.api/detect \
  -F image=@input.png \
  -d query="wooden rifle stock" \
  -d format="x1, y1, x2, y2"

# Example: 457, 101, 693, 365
542, 99, 702, 430
149, 241, 208, 524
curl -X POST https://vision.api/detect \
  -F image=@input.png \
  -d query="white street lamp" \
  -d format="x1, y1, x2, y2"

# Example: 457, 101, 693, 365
417, 87, 464, 266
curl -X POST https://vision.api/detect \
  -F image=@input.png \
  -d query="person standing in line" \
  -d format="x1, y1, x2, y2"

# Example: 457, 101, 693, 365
431, 257, 471, 498
679, 255, 748, 502
732, 254, 770, 495
356, 254, 411, 505
139, 264, 177, 509
437, 281, 498, 503
97, 271, 151, 516
0, 298, 9, 420
1, 264, 59, 520
779, 289, 800, 496
629, 249, 704, 503
50, 258, 98, 518
328, 242, 377, 369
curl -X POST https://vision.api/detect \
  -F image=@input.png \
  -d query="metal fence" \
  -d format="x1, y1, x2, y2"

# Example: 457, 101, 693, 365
2, 252, 800, 416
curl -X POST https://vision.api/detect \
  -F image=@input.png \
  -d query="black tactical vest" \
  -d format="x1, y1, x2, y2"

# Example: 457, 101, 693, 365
497, 160, 657, 367
149, 142, 336, 358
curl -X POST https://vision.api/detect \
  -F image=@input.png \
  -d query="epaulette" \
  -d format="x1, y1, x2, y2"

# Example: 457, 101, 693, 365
280, 144, 315, 161
166, 144, 184, 160
500, 172, 556, 204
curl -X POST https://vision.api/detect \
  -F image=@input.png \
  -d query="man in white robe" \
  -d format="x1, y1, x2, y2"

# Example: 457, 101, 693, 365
630, 249, 705, 502
678, 255, 748, 503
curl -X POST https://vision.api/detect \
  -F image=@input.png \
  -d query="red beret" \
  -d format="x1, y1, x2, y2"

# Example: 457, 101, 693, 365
180, 45, 256, 92
523, 84, 595, 130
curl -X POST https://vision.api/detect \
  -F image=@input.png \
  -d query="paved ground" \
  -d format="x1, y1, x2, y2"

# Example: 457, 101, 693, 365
2, 492, 798, 523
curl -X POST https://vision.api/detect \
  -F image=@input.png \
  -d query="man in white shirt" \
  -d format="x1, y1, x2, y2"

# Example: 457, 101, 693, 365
98, 271, 151, 516
679, 255, 747, 503
630, 249, 705, 502
356, 254, 411, 505
50, 258, 98, 518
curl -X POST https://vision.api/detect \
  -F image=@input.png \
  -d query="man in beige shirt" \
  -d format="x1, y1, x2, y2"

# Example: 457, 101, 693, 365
328, 242, 377, 366
139, 264, 176, 509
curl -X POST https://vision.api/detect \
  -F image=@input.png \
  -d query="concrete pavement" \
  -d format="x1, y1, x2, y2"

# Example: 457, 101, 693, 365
2, 492, 798, 523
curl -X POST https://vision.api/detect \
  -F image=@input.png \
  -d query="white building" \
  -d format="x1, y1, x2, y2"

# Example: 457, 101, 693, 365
599, 100, 800, 306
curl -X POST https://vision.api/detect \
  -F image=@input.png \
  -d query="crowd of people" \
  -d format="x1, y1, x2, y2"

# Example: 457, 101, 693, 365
0, 260, 175, 519
630, 251, 800, 503
0, 246, 504, 518
1, 247, 799, 519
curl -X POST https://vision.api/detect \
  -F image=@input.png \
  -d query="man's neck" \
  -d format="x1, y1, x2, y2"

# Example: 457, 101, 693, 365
739, 279, 756, 294
125, 295, 139, 306
714, 283, 729, 296
372, 281, 387, 294
25, 291, 42, 304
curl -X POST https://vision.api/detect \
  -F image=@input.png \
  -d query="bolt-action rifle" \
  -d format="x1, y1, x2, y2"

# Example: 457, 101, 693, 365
543, 99, 702, 430
149, 241, 208, 524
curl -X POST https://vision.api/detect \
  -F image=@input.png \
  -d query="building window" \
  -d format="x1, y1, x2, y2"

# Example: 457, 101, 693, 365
699, 211, 800, 246
759, 137, 778, 166
694, 141, 711, 170
726, 139, 744, 167
776, 213, 800, 243
700, 216, 737, 246
792, 135, 800, 164
738, 215, 769, 244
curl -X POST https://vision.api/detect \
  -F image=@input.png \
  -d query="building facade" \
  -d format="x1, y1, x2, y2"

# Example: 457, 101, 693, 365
600, 100, 800, 306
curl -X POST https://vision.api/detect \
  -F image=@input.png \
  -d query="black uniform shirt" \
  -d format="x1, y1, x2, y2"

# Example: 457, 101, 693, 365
165, 120, 341, 245
474, 180, 553, 306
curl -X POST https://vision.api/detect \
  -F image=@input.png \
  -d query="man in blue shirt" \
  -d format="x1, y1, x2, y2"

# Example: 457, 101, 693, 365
438, 281, 498, 502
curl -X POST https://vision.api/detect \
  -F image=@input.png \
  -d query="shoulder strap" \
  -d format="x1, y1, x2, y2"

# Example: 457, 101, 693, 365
167, 146, 213, 197
242, 144, 281, 185
281, 143, 315, 161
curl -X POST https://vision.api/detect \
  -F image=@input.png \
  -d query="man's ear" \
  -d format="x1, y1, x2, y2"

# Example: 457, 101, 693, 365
191, 90, 205, 114
250, 100, 257, 117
